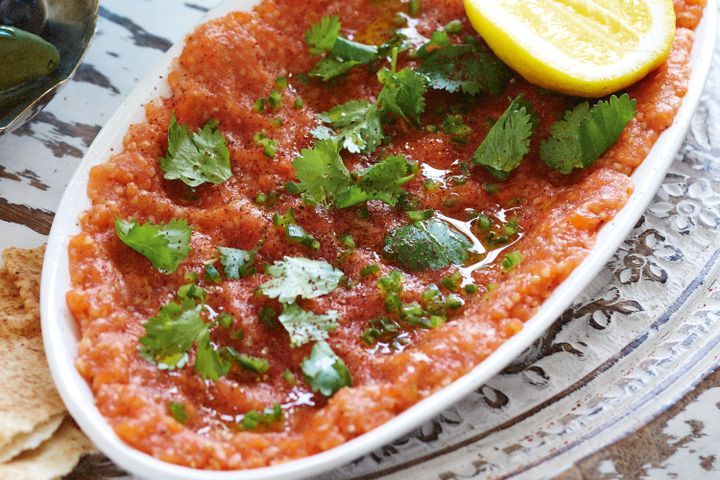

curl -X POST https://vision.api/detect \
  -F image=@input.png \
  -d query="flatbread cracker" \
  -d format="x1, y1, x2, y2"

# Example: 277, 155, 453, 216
0, 268, 37, 338
1, 246, 44, 320
0, 415, 63, 464
0, 335, 65, 457
0, 245, 96, 476
0, 419, 95, 480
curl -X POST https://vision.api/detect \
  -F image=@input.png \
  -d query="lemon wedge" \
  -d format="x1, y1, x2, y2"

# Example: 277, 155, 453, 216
463, 0, 676, 97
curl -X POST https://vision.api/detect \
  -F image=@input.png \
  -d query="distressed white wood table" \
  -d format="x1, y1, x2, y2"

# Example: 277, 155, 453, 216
1, 1, 719, 478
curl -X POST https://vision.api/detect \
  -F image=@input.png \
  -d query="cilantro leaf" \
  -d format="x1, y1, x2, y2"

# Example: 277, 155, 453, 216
377, 66, 427, 125
418, 37, 511, 96
195, 327, 231, 381
352, 155, 414, 207
472, 96, 535, 180
139, 285, 233, 381
278, 302, 339, 347
307, 17, 379, 80
301, 341, 352, 397
293, 141, 414, 208
310, 58, 363, 81
160, 113, 232, 188
541, 94, 637, 174
260, 256, 344, 303
331, 37, 378, 63
115, 217, 192, 274
306, 16, 341, 55
138, 301, 205, 370
313, 100, 384, 154
383, 218, 472, 271
217, 246, 256, 279
293, 139, 354, 205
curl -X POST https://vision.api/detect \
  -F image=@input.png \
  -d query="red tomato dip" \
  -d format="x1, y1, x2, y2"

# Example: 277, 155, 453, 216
67, 0, 704, 470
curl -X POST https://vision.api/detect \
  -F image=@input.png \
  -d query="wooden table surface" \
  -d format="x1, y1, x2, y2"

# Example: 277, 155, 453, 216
1, 1, 720, 479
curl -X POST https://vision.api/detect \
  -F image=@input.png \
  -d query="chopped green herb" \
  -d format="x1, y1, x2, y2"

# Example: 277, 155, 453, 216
267, 90, 283, 110
362, 317, 401, 345
305, 16, 341, 55
418, 35, 511, 96
444, 19, 463, 34
504, 217, 519, 236
347, 154, 415, 207
293, 97, 304, 109
283, 369, 297, 385
423, 179, 440, 191
501, 251, 523, 271
540, 94, 637, 174
160, 113, 232, 188
309, 57, 362, 81
292, 140, 414, 208
421, 284, 446, 315
446, 294, 463, 309
177, 283, 206, 302
259, 305, 278, 329
275, 76, 288, 89
377, 51, 427, 126
284, 181, 303, 195
230, 329, 244, 340
224, 347, 271, 374
441, 271, 462, 291
306, 17, 379, 81
408, 0, 421, 15
312, 100, 384, 154
442, 114, 471, 141
339, 233, 355, 250
464, 283, 478, 294
301, 341, 352, 397
443, 192, 460, 207
139, 295, 205, 370
204, 263, 221, 283
260, 256, 344, 303
483, 182, 499, 194
292, 140, 352, 204
360, 264, 380, 277
472, 96, 535, 179
240, 404, 283, 430
278, 302, 339, 347
168, 401, 188, 424
253, 98, 266, 113
383, 218, 472, 271
378, 270, 405, 313
195, 328, 231, 380
406, 209, 434, 222
216, 312, 234, 329
218, 246, 257, 279
476, 213, 492, 230
273, 209, 321, 250
115, 217, 192, 274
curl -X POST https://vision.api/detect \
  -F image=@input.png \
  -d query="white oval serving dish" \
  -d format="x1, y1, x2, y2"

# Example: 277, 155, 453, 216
41, 1, 717, 479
